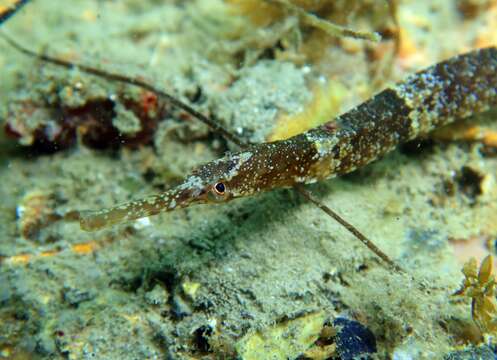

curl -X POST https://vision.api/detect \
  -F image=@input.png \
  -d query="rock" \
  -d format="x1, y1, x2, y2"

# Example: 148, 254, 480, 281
333, 317, 377, 360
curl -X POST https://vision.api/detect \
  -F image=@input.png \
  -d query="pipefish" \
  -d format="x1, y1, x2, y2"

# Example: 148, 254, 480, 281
72, 46, 495, 231
2, 34, 496, 270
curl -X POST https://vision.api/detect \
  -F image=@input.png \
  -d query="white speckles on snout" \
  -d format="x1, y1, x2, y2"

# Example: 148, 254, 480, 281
179, 175, 203, 191
224, 151, 253, 181
174, 175, 204, 199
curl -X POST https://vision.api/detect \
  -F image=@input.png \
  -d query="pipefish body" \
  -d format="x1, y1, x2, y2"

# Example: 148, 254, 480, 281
78, 46, 497, 231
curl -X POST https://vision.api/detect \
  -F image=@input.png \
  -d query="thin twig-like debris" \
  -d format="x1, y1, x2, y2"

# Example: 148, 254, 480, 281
267, 0, 381, 42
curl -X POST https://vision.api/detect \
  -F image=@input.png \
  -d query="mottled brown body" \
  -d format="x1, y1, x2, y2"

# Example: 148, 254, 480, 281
305, 47, 497, 180
80, 47, 497, 230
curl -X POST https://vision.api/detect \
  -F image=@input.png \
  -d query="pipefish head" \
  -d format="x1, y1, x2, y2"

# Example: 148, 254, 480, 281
78, 150, 259, 231
187, 150, 260, 204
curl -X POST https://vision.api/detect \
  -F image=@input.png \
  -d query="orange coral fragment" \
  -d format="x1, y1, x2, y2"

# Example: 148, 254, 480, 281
72, 241, 98, 254
483, 131, 497, 147
432, 122, 497, 149
4, 254, 31, 265
397, 27, 419, 61
1, 241, 99, 266
39, 250, 59, 258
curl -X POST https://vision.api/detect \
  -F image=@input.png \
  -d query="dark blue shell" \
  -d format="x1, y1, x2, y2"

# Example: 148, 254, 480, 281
333, 317, 377, 360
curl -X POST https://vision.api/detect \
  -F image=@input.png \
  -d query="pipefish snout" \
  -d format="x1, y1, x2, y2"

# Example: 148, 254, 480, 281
79, 46, 497, 231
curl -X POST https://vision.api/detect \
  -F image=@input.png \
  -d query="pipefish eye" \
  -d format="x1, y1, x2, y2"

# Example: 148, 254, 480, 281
206, 182, 228, 203
214, 182, 226, 195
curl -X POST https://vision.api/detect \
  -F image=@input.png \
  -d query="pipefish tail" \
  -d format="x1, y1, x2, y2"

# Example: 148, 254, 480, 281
78, 46, 496, 231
